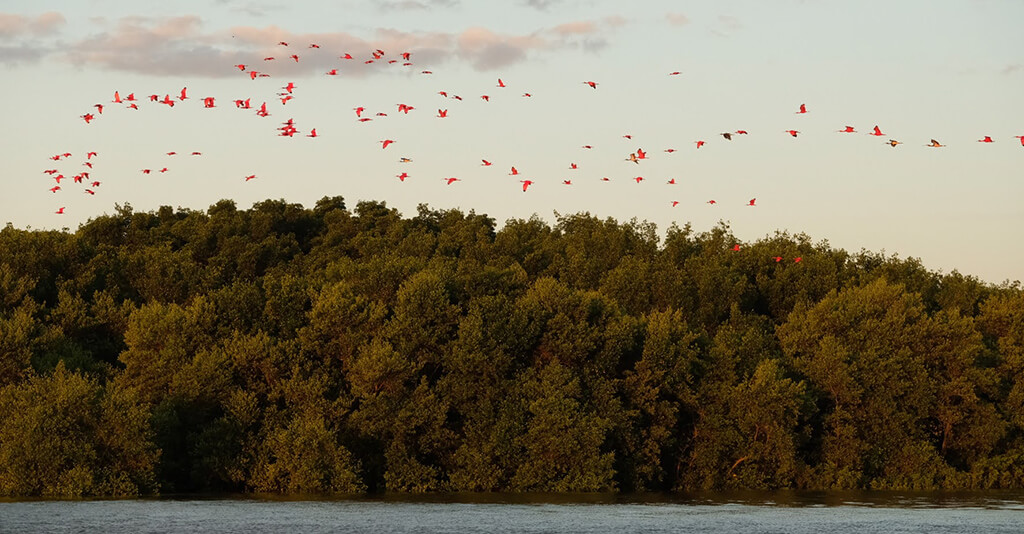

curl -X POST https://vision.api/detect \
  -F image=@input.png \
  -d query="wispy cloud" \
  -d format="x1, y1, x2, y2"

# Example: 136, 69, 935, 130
212, 0, 281, 18
718, 15, 742, 31
62, 16, 250, 78
0, 44, 47, 65
0, 12, 65, 65
4, 13, 625, 76
522, 0, 561, 10
456, 27, 545, 70
377, 0, 460, 10
665, 13, 690, 27
0, 11, 66, 38
545, 15, 625, 55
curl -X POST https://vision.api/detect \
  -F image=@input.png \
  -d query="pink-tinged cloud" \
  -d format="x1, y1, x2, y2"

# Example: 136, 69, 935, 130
456, 27, 548, 70
552, 21, 597, 36
603, 15, 627, 28
62, 16, 249, 78
0, 11, 66, 38
49, 15, 624, 77
665, 13, 690, 26
546, 16, 625, 54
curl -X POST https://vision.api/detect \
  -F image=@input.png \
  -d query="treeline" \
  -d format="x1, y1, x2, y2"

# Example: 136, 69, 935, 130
1, 197, 1022, 497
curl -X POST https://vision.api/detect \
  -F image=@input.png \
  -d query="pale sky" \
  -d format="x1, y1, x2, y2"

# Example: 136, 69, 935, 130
2, 0, 1022, 283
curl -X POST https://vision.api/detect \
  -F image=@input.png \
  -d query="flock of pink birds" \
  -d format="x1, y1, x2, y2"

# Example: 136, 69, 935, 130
44, 40, 1023, 262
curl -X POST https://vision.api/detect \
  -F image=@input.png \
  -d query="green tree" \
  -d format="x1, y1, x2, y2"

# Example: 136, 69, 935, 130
510, 361, 616, 491
777, 279, 945, 489
0, 364, 158, 497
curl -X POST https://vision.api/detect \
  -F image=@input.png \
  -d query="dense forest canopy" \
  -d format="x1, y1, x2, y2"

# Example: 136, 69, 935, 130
1, 197, 1022, 497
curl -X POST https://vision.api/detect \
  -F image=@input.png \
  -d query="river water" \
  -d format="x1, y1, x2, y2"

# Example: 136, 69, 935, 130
2, 492, 1022, 533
